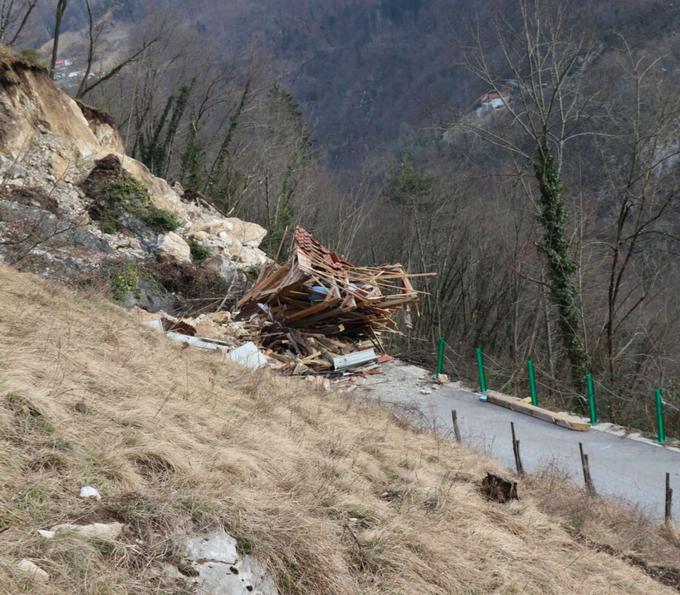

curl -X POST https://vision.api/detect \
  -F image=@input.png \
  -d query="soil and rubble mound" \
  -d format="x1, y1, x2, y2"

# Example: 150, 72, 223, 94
0, 44, 268, 310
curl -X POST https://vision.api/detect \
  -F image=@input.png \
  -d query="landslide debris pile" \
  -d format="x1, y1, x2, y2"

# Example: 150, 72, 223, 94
237, 226, 423, 375
134, 227, 425, 378
0, 45, 267, 311
1, 264, 678, 594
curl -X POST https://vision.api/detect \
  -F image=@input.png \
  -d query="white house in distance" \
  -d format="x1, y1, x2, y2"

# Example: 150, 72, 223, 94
475, 89, 511, 118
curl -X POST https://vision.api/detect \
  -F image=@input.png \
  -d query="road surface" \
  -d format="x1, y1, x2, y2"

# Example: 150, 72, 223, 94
356, 361, 679, 522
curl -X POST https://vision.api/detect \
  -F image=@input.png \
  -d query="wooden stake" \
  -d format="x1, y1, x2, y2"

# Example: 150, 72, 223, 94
274, 225, 290, 263
665, 472, 673, 525
451, 410, 461, 443
510, 422, 524, 475
579, 442, 596, 496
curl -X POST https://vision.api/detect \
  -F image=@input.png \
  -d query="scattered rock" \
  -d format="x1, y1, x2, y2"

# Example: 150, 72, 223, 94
228, 342, 268, 370
225, 218, 267, 248
38, 521, 124, 540
235, 246, 269, 269
79, 486, 102, 500
195, 219, 266, 249
420, 388, 433, 395
435, 373, 449, 385
16, 559, 49, 583
4, 186, 60, 215
0, 155, 28, 179
156, 232, 192, 264
183, 531, 278, 595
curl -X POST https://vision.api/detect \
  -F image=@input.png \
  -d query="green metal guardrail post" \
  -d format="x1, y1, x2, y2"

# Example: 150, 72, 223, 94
476, 347, 487, 398
656, 388, 666, 445
434, 336, 446, 378
527, 359, 538, 406
586, 373, 598, 426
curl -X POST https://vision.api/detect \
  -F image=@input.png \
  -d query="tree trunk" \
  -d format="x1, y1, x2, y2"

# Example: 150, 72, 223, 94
49, 0, 68, 79
534, 141, 590, 388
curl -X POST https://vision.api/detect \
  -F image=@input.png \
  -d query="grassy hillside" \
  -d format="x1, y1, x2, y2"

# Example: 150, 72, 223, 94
0, 264, 678, 593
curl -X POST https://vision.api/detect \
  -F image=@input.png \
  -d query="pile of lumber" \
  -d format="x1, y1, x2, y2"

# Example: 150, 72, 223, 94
236, 227, 425, 374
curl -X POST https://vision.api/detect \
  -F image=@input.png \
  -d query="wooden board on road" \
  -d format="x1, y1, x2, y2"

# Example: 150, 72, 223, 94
486, 390, 589, 432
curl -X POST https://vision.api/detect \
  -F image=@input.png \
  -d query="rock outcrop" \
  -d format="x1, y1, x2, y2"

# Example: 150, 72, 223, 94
182, 531, 278, 595
0, 46, 267, 310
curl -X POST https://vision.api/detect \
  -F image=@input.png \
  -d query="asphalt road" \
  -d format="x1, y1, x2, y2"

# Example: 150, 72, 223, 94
356, 361, 680, 522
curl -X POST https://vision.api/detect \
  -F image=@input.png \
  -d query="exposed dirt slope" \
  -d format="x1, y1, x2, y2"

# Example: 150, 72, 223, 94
0, 44, 267, 310
0, 264, 677, 594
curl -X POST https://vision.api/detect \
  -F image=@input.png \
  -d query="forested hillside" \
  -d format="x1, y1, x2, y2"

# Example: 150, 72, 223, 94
19, 0, 679, 167
6, 0, 680, 435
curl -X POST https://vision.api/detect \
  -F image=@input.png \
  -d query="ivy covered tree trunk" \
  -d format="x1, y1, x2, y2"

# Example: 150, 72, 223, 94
180, 116, 204, 189
138, 85, 192, 178
534, 141, 590, 388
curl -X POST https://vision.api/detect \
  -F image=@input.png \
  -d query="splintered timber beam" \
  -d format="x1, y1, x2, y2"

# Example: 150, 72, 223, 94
486, 390, 589, 432
239, 227, 424, 334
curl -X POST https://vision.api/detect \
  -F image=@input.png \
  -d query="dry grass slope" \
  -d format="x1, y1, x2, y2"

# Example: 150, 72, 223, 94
0, 263, 678, 594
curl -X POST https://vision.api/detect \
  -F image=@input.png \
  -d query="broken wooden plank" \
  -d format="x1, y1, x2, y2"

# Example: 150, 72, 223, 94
486, 390, 589, 432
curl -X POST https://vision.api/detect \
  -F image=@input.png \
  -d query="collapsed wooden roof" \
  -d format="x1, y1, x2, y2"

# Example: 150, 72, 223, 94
237, 227, 421, 337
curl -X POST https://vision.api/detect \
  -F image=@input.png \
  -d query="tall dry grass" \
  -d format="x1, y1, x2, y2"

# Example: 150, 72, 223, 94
0, 264, 678, 594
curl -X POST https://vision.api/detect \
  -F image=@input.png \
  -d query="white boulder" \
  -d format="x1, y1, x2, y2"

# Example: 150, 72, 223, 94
229, 342, 267, 369
38, 522, 124, 540
183, 531, 278, 595
79, 486, 102, 500
16, 559, 49, 583
196, 218, 266, 249
237, 246, 269, 269
225, 218, 267, 248
156, 232, 192, 264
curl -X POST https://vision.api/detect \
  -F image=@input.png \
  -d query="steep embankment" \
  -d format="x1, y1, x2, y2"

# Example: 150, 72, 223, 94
0, 45, 267, 311
0, 265, 677, 593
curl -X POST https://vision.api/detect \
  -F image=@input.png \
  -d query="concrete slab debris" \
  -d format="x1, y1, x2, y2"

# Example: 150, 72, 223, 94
332, 348, 377, 371
166, 332, 231, 351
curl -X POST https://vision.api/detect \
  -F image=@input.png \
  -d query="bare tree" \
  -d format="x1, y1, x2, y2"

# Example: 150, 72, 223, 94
461, 0, 601, 387
75, 0, 95, 97
594, 45, 680, 384
0, 0, 38, 46
49, 0, 68, 78
75, 4, 162, 100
